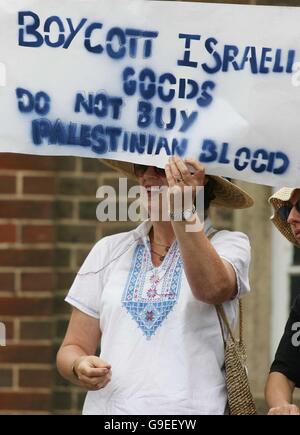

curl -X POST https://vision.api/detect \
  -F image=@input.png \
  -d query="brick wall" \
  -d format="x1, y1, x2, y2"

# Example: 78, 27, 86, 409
0, 154, 135, 414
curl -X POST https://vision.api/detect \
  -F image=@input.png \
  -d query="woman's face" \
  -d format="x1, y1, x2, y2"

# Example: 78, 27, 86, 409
135, 165, 169, 220
287, 189, 300, 243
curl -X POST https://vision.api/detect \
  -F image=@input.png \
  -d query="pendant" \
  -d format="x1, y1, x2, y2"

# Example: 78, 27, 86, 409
160, 256, 165, 262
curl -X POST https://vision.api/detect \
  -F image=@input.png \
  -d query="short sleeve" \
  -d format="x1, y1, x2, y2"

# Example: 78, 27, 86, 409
211, 230, 251, 298
65, 241, 105, 319
270, 309, 300, 387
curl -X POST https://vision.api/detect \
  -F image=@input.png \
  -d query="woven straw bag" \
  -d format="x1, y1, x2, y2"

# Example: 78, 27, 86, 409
216, 301, 257, 415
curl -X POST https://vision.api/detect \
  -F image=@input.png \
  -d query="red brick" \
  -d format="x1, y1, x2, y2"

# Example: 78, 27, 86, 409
0, 249, 70, 268
76, 249, 91, 267
0, 154, 76, 172
58, 177, 97, 196
21, 272, 55, 292
57, 225, 95, 243
0, 345, 52, 364
0, 297, 52, 316
55, 157, 76, 171
0, 392, 51, 411
53, 200, 74, 219
57, 272, 75, 290
82, 158, 109, 173
0, 274, 15, 292
19, 369, 53, 388
20, 320, 53, 340
53, 392, 72, 410
0, 154, 56, 171
0, 369, 13, 388
0, 176, 16, 194
23, 176, 56, 195
0, 224, 16, 243
0, 320, 14, 339
22, 225, 54, 244
0, 249, 55, 267
0, 201, 53, 219
54, 295, 71, 315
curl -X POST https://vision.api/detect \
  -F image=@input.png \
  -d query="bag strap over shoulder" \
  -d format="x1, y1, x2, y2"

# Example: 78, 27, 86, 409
207, 230, 244, 346
216, 301, 243, 345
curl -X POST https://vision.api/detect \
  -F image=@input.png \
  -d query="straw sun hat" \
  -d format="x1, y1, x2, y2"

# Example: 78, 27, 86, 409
102, 159, 254, 209
269, 187, 300, 247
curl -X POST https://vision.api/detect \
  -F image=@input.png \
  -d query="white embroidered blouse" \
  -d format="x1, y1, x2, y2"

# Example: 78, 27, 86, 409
65, 218, 251, 415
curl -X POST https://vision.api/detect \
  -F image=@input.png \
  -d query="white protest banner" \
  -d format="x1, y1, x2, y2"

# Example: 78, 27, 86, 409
0, 0, 300, 187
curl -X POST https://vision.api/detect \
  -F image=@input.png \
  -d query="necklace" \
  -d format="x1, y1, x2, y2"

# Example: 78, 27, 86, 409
149, 229, 172, 254
151, 248, 168, 262
148, 227, 176, 264
152, 240, 171, 250
151, 243, 170, 262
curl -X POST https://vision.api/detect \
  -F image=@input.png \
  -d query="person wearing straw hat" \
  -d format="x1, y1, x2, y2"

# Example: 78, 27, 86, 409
265, 187, 300, 416
57, 156, 253, 415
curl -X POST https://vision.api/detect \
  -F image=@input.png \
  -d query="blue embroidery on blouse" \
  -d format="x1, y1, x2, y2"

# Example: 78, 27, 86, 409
122, 242, 183, 339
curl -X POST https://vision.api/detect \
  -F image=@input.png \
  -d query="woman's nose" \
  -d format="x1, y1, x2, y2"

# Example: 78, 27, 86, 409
287, 205, 300, 224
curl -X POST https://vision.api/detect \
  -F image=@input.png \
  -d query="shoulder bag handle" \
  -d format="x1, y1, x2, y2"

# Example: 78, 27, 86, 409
207, 230, 243, 346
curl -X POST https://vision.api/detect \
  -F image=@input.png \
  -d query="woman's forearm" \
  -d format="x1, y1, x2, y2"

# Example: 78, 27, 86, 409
171, 215, 236, 304
265, 372, 295, 409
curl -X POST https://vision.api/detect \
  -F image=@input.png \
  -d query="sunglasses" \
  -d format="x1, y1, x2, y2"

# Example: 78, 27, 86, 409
133, 164, 166, 178
278, 199, 300, 221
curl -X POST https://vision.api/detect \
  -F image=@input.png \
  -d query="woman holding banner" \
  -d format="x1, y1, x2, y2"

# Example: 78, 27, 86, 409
57, 156, 253, 415
265, 188, 300, 416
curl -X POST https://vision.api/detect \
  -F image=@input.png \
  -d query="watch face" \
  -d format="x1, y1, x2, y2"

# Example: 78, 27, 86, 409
183, 209, 193, 220
183, 206, 196, 221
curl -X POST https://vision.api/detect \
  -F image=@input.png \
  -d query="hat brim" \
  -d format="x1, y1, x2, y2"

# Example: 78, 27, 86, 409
269, 187, 300, 247
101, 158, 254, 210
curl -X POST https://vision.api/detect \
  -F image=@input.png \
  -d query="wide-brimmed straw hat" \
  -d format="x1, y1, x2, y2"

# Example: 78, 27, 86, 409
269, 187, 300, 247
102, 159, 254, 209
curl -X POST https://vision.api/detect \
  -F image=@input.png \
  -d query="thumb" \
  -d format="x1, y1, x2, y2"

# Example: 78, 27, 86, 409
89, 356, 111, 369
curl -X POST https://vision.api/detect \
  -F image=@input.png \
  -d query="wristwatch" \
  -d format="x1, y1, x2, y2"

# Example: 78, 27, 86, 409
169, 205, 196, 221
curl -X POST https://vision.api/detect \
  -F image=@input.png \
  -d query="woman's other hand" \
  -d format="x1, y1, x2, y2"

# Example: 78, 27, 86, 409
73, 355, 112, 391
